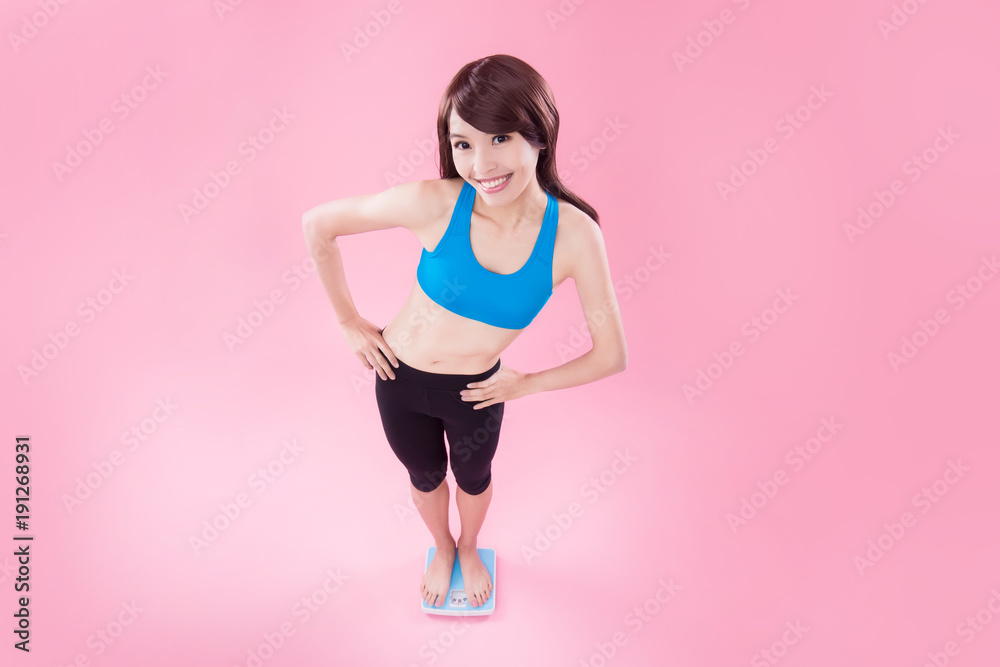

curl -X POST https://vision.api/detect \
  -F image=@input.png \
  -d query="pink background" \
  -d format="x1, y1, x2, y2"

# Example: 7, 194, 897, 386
3, 0, 1000, 665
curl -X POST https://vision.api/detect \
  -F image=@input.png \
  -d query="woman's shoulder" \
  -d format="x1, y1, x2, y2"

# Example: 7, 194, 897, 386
395, 177, 463, 192
389, 178, 463, 212
549, 195, 604, 287
434, 177, 466, 199
554, 193, 606, 259
553, 195, 600, 241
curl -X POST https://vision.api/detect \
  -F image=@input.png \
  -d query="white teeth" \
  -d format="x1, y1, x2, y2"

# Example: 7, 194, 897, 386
480, 174, 511, 188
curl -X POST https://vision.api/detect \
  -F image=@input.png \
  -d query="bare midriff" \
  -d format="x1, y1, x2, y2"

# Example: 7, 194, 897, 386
381, 280, 525, 374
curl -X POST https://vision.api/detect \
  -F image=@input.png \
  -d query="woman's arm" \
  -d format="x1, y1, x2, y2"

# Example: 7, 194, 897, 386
525, 213, 628, 394
301, 223, 362, 326
301, 179, 446, 378
301, 179, 445, 325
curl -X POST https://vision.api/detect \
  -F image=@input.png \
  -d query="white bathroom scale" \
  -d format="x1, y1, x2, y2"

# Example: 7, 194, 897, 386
420, 547, 496, 616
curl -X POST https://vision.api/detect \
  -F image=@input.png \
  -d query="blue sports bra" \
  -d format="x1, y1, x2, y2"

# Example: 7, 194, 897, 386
416, 179, 558, 330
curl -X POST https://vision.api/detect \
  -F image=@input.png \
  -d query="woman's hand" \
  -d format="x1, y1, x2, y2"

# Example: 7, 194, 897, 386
341, 317, 398, 380
460, 363, 531, 409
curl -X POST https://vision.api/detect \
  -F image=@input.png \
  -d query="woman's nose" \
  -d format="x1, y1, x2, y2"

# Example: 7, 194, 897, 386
473, 153, 497, 176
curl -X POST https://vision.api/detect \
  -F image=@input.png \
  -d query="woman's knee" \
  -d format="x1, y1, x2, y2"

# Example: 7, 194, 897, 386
410, 467, 448, 493
455, 470, 491, 496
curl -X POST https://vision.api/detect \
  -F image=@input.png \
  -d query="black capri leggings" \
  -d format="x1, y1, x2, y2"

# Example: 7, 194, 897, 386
374, 348, 504, 496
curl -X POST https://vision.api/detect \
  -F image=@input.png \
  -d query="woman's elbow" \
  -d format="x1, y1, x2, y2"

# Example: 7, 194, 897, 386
601, 346, 627, 374
612, 351, 627, 374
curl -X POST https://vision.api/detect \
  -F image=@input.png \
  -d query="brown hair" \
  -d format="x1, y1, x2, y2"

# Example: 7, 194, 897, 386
436, 54, 600, 226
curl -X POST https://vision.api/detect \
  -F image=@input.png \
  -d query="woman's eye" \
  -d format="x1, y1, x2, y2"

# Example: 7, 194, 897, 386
453, 136, 507, 150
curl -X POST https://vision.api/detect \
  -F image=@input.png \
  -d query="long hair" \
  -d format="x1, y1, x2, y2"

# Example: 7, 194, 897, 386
436, 54, 600, 226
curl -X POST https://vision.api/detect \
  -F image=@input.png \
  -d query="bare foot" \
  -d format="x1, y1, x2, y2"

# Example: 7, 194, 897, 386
421, 543, 456, 607
457, 541, 493, 608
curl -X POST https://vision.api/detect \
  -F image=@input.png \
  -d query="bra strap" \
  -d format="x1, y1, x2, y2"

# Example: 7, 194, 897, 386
453, 180, 476, 239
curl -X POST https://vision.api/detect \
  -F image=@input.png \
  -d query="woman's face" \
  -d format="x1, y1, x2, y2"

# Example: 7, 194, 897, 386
448, 109, 541, 205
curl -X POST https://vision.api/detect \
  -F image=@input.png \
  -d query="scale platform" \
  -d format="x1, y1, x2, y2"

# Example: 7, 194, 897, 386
420, 547, 496, 616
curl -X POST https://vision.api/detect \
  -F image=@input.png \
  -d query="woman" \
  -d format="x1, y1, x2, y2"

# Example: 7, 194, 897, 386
302, 54, 627, 609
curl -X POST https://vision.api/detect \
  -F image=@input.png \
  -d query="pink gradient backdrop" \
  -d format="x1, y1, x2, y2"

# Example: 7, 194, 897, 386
2, 0, 999, 665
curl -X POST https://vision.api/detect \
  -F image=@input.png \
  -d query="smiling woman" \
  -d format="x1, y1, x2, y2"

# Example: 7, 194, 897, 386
301, 53, 627, 612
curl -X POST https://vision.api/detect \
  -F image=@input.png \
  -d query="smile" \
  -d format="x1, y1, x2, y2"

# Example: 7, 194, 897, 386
477, 173, 512, 191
